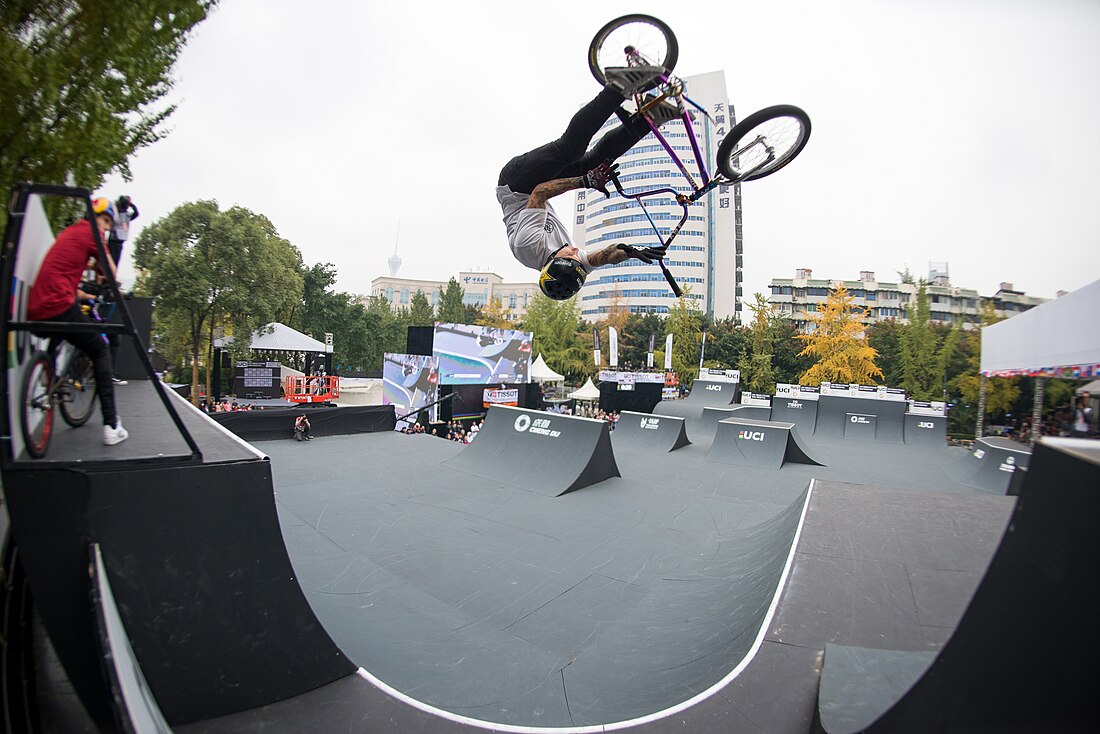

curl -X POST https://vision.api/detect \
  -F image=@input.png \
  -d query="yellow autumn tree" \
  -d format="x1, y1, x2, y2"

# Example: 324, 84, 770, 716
476, 297, 513, 329
796, 284, 883, 386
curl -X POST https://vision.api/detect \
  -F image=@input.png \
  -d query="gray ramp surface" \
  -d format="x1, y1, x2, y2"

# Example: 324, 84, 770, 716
770, 396, 819, 434
814, 395, 907, 442
168, 423, 1030, 733
819, 439, 1100, 733
612, 410, 691, 453
903, 413, 947, 447
707, 418, 824, 470
954, 436, 1031, 493
443, 404, 619, 496
677, 378, 738, 408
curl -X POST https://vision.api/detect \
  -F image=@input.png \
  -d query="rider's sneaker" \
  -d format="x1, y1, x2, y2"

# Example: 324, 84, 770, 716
605, 65, 666, 96
112, 375, 128, 385
104, 421, 129, 446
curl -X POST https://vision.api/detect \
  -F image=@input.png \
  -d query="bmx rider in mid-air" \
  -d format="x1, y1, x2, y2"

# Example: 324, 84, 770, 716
496, 65, 678, 301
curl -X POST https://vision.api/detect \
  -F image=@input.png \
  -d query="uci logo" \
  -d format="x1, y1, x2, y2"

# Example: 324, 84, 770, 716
705, 384, 722, 391
514, 414, 531, 432
737, 430, 765, 441
917, 421, 935, 429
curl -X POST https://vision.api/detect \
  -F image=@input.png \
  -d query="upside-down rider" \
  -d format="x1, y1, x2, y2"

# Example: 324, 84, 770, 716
496, 65, 678, 300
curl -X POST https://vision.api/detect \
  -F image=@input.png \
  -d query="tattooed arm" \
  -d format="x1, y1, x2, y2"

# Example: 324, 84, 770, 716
587, 243, 632, 268
525, 177, 584, 210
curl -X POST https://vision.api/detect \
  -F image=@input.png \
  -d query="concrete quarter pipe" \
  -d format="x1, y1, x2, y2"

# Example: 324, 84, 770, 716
443, 405, 620, 496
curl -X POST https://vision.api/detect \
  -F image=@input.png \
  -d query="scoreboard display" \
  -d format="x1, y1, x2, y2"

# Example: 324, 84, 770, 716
233, 360, 282, 399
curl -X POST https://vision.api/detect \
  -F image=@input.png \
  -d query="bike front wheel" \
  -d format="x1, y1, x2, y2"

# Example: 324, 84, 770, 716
588, 14, 678, 86
20, 351, 54, 459
59, 351, 98, 427
717, 105, 811, 182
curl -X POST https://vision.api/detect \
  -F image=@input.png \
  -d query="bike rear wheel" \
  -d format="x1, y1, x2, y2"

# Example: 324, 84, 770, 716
717, 105, 811, 182
20, 351, 54, 459
59, 351, 98, 427
588, 14, 678, 86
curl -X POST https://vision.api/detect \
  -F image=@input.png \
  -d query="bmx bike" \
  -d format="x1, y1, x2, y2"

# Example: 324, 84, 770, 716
19, 296, 107, 458
588, 14, 811, 296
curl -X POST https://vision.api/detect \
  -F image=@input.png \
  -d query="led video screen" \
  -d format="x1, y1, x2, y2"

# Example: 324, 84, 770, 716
432, 323, 532, 385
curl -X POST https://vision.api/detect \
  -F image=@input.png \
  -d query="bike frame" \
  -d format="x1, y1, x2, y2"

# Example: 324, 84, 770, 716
606, 64, 782, 297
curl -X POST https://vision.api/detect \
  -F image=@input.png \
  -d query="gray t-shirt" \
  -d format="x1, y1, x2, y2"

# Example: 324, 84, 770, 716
496, 186, 592, 273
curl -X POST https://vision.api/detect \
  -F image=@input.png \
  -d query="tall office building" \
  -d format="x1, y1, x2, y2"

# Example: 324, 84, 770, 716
571, 70, 742, 322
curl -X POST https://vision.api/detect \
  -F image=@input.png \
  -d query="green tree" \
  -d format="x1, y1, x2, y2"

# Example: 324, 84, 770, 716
436, 277, 466, 324
797, 284, 883, 386
704, 316, 749, 372
407, 289, 435, 327
867, 319, 905, 386
898, 283, 942, 399
520, 293, 589, 380
665, 292, 706, 388
1, 1, 216, 198
737, 293, 776, 393
364, 294, 408, 368
132, 200, 303, 401
772, 317, 813, 384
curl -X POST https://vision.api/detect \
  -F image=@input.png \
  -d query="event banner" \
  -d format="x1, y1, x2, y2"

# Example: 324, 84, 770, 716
483, 388, 519, 407
433, 323, 531, 385
598, 370, 665, 384
698, 331, 707, 368
609, 326, 619, 368
383, 353, 440, 428
699, 368, 741, 384
907, 400, 947, 416
775, 383, 821, 400
740, 392, 773, 407
647, 333, 655, 369
664, 334, 673, 370
593, 329, 601, 367
819, 382, 908, 401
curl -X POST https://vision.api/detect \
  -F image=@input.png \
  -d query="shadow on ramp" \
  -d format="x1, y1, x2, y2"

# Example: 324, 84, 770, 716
443, 405, 619, 496
612, 410, 691, 453
708, 418, 825, 470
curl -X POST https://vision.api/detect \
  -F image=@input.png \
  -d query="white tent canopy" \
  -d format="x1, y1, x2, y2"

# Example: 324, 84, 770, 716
530, 353, 565, 383
981, 278, 1100, 377
570, 378, 601, 401
216, 322, 330, 353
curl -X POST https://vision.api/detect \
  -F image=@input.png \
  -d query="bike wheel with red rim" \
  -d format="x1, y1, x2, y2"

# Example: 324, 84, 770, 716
20, 351, 54, 459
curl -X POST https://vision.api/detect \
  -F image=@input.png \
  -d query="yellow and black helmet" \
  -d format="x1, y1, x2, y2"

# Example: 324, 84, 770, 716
539, 256, 587, 301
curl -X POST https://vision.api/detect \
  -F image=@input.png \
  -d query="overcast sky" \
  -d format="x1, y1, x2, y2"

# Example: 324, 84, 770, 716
102, 0, 1100, 309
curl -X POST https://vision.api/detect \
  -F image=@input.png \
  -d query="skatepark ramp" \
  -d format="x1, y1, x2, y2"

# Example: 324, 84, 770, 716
816, 437, 1100, 732
679, 378, 739, 408
613, 410, 691, 453
959, 436, 1032, 493
707, 417, 825, 470
770, 396, 819, 434
444, 405, 620, 496
902, 413, 947, 446
813, 395, 907, 442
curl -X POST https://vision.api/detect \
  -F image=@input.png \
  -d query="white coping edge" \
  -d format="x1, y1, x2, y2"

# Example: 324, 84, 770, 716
164, 384, 268, 461
353, 478, 818, 733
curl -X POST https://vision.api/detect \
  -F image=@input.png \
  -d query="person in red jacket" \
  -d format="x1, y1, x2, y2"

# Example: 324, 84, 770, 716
28, 197, 128, 446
